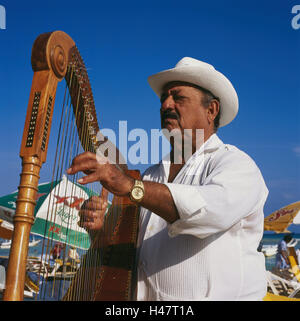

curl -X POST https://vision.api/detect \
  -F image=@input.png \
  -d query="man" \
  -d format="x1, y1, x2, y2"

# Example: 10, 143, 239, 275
275, 234, 293, 270
67, 57, 269, 300
50, 242, 63, 260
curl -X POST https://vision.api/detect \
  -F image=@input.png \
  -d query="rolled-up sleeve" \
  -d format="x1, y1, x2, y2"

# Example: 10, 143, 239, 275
165, 149, 269, 239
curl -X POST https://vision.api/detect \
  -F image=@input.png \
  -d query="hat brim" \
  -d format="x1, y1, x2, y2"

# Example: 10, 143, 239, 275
148, 65, 238, 127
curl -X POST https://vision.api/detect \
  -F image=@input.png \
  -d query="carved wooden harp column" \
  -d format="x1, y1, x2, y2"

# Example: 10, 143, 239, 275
3, 31, 140, 301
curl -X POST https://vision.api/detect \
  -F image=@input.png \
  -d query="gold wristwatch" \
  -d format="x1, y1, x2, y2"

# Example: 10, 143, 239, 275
129, 180, 145, 203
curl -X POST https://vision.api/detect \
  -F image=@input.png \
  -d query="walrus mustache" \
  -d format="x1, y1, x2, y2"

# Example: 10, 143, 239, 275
160, 109, 179, 122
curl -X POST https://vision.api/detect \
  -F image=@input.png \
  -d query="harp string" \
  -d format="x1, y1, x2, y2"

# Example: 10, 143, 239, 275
59, 62, 103, 300
33, 65, 86, 300
51, 79, 79, 299
35, 70, 73, 300
65, 84, 88, 300
31, 61, 125, 300
56, 66, 88, 299
44, 87, 71, 298
79, 94, 101, 300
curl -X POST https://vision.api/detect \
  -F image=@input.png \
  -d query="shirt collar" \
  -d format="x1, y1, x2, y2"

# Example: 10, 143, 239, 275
160, 133, 224, 179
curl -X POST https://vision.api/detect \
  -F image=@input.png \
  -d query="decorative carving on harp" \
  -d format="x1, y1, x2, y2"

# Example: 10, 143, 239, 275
3, 31, 140, 301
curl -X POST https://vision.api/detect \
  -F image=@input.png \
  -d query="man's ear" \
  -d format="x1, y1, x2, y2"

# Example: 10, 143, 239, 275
207, 100, 220, 124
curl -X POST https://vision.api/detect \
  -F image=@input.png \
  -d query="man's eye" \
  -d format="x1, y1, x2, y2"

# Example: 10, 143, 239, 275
160, 94, 167, 104
173, 94, 184, 101
160, 93, 185, 103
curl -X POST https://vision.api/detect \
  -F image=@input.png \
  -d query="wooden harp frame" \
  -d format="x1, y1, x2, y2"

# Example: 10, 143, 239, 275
3, 31, 140, 301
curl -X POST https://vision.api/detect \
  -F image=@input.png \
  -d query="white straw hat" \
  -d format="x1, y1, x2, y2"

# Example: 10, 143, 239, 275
148, 57, 239, 127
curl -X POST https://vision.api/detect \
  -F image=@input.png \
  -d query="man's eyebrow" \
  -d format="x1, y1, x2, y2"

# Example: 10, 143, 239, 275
170, 89, 182, 95
160, 89, 183, 101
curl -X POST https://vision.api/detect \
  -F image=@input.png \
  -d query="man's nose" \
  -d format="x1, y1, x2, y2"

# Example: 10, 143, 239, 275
161, 95, 175, 111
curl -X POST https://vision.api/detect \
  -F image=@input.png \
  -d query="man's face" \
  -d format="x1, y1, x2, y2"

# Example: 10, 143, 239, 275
160, 82, 210, 134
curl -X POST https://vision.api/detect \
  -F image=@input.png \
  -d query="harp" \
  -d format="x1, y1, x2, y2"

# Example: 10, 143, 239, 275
3, 31, 140, 301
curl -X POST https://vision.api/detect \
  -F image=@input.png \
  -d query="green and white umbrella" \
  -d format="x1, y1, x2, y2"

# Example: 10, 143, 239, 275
0, 175, 99, 250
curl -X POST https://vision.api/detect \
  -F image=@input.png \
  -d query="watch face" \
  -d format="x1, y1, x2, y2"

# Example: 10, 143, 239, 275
132, 187, 144, 200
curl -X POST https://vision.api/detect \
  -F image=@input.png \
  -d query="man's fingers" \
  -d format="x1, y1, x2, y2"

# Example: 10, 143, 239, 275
78, 210, 97, 228
79, 209, 97, 221
67, 152, 97, 175
78, 209, 104, 231
80, 195, 108, 212
77, 172, 102, 185
78, 220, 95, 230
67, 160, 97, 176
101, 187, 109, 203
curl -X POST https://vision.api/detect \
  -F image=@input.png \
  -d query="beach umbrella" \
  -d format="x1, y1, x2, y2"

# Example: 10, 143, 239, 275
0, 175, 99, 250
264, 201, 300, 233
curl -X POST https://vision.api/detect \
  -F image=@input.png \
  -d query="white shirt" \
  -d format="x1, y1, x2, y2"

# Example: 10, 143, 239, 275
137, 134, 268, 301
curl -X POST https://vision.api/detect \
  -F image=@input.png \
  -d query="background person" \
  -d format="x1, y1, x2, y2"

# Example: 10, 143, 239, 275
275, 234, 293, 270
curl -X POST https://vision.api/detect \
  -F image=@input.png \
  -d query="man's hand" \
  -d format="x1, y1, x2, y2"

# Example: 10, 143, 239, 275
68, 151, 179, 224
66, 151, 134, 196
78, 188, 108, 231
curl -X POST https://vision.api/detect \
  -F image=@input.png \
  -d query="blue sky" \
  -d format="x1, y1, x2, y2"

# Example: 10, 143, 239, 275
0, 0, 299, 226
